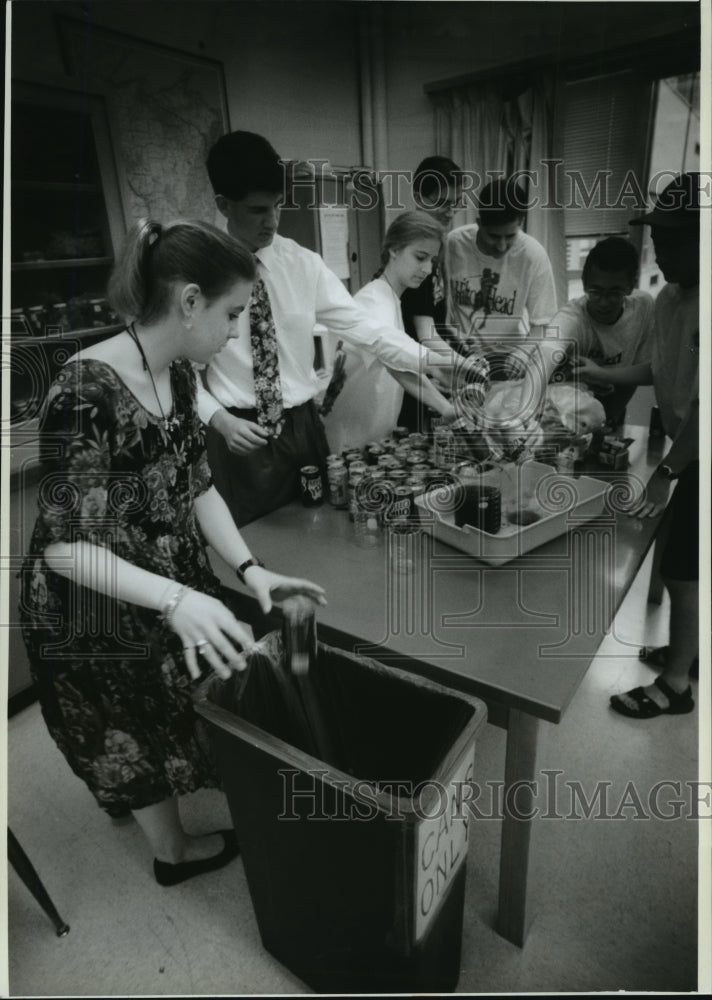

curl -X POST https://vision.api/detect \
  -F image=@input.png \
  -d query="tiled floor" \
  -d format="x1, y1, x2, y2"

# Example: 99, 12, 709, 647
4, 549, 701, 995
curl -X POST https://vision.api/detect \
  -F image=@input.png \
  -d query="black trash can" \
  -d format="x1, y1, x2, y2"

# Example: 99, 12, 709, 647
193, 630, 486, 994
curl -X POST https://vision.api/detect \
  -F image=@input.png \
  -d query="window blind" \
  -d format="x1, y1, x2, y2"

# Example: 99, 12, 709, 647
563, 71, 654, 238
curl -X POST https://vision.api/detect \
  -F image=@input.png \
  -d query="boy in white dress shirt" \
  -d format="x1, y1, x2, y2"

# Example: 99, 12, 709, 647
199, 131, 473, 525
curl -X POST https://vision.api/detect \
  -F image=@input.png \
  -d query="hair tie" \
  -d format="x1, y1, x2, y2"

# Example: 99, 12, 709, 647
147, 222, 162, 248
138, 219, 162, 248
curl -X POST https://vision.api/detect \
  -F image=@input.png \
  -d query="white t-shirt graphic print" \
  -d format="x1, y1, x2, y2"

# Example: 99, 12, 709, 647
446, 225, 557, 353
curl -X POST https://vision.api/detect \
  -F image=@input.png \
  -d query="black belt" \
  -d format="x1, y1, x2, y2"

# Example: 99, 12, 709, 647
225, 400, 312, 421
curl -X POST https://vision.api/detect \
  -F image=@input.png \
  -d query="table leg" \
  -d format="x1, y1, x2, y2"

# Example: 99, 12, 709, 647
7, 828, 70, 936
495, 709, 539, 946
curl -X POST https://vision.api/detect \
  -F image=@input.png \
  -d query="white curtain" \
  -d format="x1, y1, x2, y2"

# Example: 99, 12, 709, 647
433, 82, 514, 225
520, 74, 568, 308
432, 72, 568, 310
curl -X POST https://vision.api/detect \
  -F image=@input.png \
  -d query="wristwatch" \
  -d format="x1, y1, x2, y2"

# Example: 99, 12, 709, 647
236, 556, 265, 583
657, 464, 678, 481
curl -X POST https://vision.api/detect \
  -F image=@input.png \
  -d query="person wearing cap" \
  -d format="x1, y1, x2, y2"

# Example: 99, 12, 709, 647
576, 172, 700, 719
445, 175, 558, 375
198, 131, 477, 526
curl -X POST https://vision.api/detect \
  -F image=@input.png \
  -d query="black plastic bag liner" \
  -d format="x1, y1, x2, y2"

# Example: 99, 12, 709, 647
193, 631, 487, 994
202, 630, 477, 782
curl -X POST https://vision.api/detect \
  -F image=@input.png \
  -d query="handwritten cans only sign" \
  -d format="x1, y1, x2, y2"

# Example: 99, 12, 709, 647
414, 748, 474, 942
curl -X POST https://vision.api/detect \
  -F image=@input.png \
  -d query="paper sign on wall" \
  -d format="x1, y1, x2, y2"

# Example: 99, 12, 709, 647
318, 206, 350, 280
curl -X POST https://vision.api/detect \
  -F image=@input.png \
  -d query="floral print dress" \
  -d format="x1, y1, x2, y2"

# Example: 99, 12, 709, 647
20, 358, 224, 816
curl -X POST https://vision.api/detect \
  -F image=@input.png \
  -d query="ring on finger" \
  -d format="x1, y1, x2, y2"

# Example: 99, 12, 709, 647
196, 640, 212, 652
182, 644, 197, 651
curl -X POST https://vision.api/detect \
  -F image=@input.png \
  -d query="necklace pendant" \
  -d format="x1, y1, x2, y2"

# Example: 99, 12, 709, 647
163, 413, 180, 434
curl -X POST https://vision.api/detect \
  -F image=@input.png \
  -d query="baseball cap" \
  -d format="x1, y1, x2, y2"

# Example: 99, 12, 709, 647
629, 172, 701, 229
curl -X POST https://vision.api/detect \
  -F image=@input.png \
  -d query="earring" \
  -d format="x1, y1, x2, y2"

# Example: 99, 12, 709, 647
184, 321, 193, 331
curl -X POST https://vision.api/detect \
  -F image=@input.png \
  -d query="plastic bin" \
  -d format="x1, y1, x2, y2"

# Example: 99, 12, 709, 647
193, 631, 487, 994
415, 459, 610, 565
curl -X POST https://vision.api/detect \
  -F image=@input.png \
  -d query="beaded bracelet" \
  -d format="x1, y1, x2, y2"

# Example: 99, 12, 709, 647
161, 584, 190, 629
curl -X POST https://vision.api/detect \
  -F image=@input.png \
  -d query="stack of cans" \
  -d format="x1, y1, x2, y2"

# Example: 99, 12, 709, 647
323, 429, 508, 534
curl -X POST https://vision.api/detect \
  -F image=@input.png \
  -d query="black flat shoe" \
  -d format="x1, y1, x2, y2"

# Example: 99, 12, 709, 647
154, 829, 239, 886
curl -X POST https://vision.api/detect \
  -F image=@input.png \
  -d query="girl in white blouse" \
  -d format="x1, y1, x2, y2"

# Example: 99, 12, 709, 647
322, 212, 456, 452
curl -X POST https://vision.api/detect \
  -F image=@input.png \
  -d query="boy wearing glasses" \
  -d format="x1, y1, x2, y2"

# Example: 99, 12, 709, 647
529, 236, 654, 427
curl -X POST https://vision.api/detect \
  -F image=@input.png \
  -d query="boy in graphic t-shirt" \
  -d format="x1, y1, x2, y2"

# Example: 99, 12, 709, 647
446, 176, 558, 376
531, 236, 655, 427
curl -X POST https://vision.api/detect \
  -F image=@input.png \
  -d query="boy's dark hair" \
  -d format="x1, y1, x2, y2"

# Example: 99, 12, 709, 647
582, 236, 639, 287
413, 155, 461, 204
477, 177, 528, 226
206, 130, 284, 200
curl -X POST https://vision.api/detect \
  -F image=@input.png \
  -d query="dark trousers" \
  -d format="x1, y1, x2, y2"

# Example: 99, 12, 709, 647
206, 400, 330, 527
661, 461, 699, 582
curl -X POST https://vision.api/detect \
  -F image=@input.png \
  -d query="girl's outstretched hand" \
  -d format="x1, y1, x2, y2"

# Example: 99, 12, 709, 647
243, 566, 327, 615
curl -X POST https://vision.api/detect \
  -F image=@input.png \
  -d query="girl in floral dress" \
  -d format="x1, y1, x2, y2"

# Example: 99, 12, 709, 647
20, 218, 325, 885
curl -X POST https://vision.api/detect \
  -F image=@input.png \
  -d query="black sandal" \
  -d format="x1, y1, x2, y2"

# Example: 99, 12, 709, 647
610, 676, 694, 719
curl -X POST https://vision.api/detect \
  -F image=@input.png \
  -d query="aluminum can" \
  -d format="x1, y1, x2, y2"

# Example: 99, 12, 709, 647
356, 472, 394, 524
433, 426, 457, 468
349, 460, 368, 479
300, 465, 324, 506
327, 459, 348, 508
388, 485, 416, 524
348, 472, 364, 522
378, 455, 401, 472
406, 475, 427, 495
454, 484, 502, 534
410, 462, 431, 476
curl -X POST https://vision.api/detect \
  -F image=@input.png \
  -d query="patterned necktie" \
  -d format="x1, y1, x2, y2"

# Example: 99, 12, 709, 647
249, 269, 284, 438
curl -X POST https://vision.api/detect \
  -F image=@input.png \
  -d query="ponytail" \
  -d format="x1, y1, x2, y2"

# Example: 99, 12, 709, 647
108, 219, 162, 322
108, 218, 256, 325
